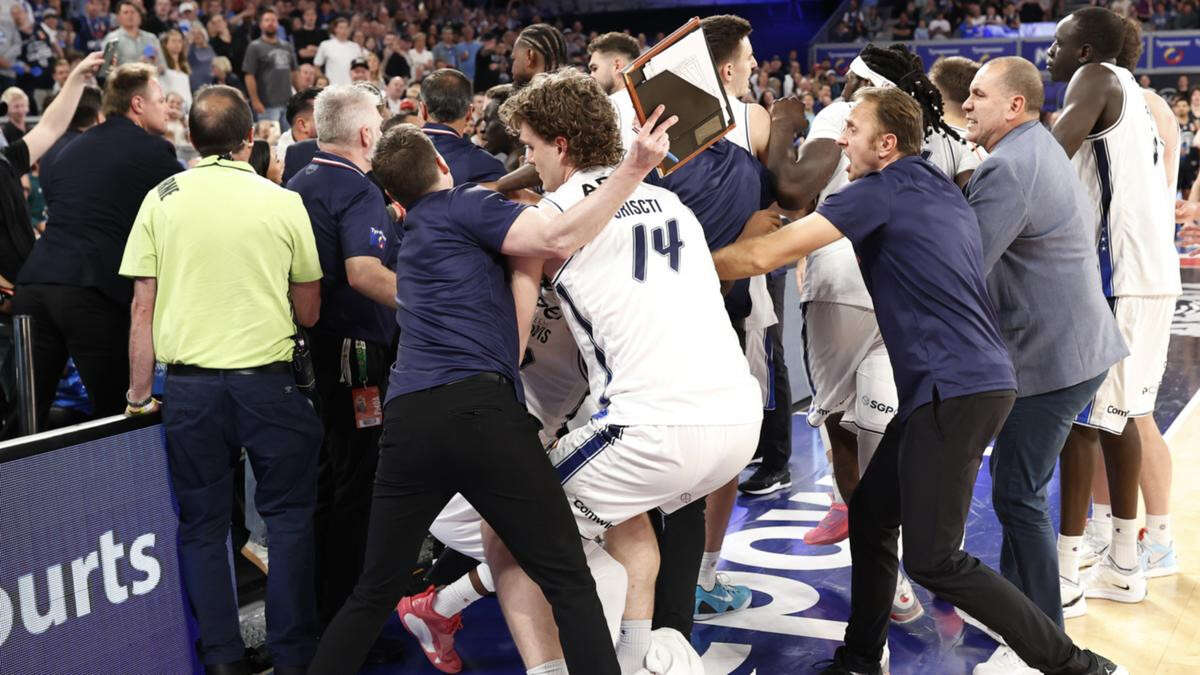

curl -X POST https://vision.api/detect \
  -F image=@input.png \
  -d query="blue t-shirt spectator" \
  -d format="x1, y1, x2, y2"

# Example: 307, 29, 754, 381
422, 123, 505, 186
288, 151, 400, 346
455, 39, 481, 80
389, 184, 528, 402
816, 155, 1016, 420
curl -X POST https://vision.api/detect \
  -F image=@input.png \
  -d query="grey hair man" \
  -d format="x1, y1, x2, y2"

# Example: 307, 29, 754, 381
960, 55, 1128, 672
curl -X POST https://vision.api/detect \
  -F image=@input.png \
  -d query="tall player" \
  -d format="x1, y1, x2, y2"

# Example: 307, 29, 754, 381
1047, 6, 1180, 614
485, 69, 763, 675
701, 15, 771, 162
1077, 18, 1181, 581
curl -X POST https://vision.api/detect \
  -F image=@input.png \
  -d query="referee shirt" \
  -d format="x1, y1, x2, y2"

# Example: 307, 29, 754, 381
119, 156, 323, 368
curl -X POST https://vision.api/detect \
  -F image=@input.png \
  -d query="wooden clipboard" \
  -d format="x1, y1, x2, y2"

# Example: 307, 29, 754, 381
621, 17, 736, 177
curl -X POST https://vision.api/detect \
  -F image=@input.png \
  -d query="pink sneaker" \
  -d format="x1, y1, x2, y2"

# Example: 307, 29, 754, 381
804, 502, 849, 545
397, 586, 464, 673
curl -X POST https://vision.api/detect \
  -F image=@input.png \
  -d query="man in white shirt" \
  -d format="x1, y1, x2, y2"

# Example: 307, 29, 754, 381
384, 75, 406, 115
313, 17, 362, 87
407, 31, 433, 80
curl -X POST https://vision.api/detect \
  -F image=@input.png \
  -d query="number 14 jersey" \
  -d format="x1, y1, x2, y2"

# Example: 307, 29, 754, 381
540, 167, 762, 427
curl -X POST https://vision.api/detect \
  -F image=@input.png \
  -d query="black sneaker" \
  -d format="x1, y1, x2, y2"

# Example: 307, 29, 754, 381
1084, 650, 1129, 675
739, 465, 792, 495
813, 646, 881, 674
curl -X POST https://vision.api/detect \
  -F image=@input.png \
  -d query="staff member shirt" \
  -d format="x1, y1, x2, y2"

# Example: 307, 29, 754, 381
288, 150, 400, 345
21, 116, 181, 304
816, 155, 1016, 420
388, 185, 528, 403
422, 122, 505, 185
119, 156, 323, 368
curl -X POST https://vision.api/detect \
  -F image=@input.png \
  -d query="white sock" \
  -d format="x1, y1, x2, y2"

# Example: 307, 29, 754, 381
1092, 503, 1113, 541
1111, 517, 1139, 571
432, 573, 483, 618
831, 478, 844, 506
528, 659, 568, 675
476, 563, 495, 593
1058, 535, 1083, 583
697, 551, 720, 591
1146, 514, 1172, 546
615, 619, 651, 674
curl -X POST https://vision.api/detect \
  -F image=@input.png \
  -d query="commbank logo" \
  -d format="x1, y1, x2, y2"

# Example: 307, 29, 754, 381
0, 530, 162, 646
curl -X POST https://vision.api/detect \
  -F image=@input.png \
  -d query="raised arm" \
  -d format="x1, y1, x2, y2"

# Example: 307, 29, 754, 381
499, 106, 677, 258
766, 97, 837, 211
712, 211, 843, 280
23, 51, 103, 163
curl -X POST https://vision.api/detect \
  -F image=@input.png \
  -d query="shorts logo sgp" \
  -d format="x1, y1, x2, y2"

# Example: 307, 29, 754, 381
861, 396, 896, 415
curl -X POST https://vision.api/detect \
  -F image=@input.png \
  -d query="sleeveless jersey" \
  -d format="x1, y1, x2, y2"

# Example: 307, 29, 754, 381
521, 283, 590, 441
541, 167, 762, 426
726, 97, 754, 155
1071, 63, 1180, 297
610, 89, 638, 155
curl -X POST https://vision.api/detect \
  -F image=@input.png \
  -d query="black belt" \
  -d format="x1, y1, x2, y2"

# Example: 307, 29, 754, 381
167, 362, 292, 377
429, 371, 512, 391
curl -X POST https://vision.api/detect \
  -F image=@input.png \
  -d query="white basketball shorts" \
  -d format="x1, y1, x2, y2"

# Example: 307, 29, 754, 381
1075, 295, 1174, 434
801, 301, 898, 434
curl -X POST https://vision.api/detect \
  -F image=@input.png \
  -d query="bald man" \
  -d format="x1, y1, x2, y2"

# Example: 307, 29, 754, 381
961, 56, 1127, 670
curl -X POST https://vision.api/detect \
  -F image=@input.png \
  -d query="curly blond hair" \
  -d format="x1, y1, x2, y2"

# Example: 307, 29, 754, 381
499, 68, 623, 170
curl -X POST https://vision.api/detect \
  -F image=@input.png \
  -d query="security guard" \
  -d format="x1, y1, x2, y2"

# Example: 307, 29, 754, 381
285, 82, 401, 632
121, 85, 323, 675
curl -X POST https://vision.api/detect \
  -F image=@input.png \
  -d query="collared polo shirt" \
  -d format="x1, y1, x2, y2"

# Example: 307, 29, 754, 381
388, 185, 528, 403
423, 122, 505, 186
287, 150, 400, 346
119, 156, 322, 368
816, 155, 1016, 420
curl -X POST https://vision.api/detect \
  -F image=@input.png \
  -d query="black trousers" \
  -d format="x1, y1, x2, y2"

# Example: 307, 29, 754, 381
844, 389, 1092, 674
12, 284, 129, 428
758, 273, 793, 470
310, 333, 392, 626
308, 374, 618, 675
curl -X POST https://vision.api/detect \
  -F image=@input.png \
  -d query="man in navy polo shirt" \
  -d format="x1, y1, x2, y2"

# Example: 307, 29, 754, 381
286, 83, 401, 631
711, 87, 1125, 675
419, 67, 505, 185
308, 110, 677, 674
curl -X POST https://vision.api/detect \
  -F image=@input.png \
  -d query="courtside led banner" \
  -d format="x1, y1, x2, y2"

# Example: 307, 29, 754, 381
0, 417, 196, 674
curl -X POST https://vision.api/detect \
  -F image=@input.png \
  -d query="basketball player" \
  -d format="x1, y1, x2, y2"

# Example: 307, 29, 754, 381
587, 32, 641, 153
711, 84, 1127, 675
700, 15, 771, 162
1047, 6, 1180, 615
1077, 18, 1181, 582
511, 23, 567, 87
484, 69, 762, 675
928, 56, 989, 189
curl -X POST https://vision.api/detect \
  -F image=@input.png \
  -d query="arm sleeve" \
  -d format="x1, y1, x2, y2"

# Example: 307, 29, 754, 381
119, 191, 161, 278
337, 185, 393, 262
241, 42, 258, 74
452, 185, 529, 252
284, 193, 323, 282
966, 158, 1027, 273
814, 174, 890, 245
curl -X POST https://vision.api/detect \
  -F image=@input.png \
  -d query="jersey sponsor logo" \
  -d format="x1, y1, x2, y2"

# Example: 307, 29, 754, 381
530, 323, 552, 344
573, 498, 613, 530
1106, 405, 1129, 417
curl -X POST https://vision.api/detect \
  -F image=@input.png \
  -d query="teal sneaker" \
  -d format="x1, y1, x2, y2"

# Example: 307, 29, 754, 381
694, 574, 752, 620
1139, 528, 1179, 578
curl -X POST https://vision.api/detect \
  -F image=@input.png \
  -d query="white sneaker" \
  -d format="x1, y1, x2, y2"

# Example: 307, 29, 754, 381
1061, 574, 1087, 619
1081, 518, 1111, 569
973, 646, 1039, 675
1082, 556, 1147, 604
881, 642, 890, 674
890, 574, 924, 624
1139, 530, 1180, 578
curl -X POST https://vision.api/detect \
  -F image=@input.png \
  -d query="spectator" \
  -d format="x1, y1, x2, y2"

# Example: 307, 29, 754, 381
1020, 0, 1046, 22
75, 0, 112, 53
456, 24, 481, 82
285, 83, 400, 634
101, 0, 166, 71
163, 89, 188, 147
2, 86, 29, 143
243, 6, 297, 128
381, 33, 410, 80
142, 0, 175, 35
894, 12, 916, 39
915, 18, 931, 39
1151, 2, 1171, 29
348, 54, 369, 82
47, 57, 68, 95
120, 83, 323, 675
294, 62, 317, 90
314, 17, 361, 86
254, 118, 280, 145
39, 84, 102, 179
160, 28, 192, 111
247, 137, 284, 183
1180, 74, 1191, 94
277, 86, 318, 158
207, 13, 234, 61
1176, 1, 1200, 28
473, 30, 509, 91
0, 53, 101, 322
188, 25, 215, 92
13, 4, 59, 107
384, 74, 405, 115
832, 19, 854, 42
432, 25, 456, 69
407, 30, 432, 80
930, 11, 953, 38
419, 68, 504, 184
292, 6, 324, 64
211, 55, 241, 90
864, 5, 884, 38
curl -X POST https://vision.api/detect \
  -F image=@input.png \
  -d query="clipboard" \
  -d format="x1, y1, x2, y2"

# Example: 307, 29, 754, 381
621, 17, 736, 177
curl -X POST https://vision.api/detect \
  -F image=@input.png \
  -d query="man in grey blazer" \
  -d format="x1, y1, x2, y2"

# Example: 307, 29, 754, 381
961, 56, 1128, 663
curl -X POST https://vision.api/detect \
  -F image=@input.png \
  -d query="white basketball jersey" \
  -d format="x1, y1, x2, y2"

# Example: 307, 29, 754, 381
610, 89, 637, 155
1071, 63, 1180, 297
541, 167, 762, 427
727, 97, 754, 154
522, 284, 590, 442
922, 124, 987, 182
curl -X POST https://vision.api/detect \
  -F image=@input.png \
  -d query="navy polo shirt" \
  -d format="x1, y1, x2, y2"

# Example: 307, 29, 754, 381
287, 151, 400, 346
816, 155, 1015, 420
388, 184, 528, 403
423, 123, 506, 186
645, 139, 773, 320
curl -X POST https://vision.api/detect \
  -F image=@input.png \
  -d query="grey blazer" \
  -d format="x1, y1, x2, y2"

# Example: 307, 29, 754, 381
965, 120, 1127, 397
